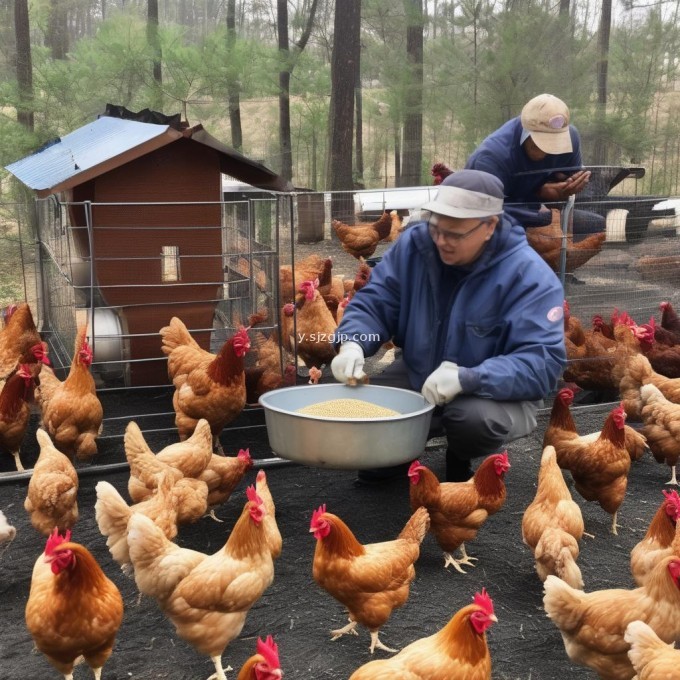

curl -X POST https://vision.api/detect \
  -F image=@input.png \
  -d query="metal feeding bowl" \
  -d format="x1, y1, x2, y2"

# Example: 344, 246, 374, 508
258, 384, 434, 469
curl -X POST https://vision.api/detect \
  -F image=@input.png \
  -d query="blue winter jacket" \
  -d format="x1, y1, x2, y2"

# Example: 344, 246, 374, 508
466, 117, 583, 227
335, 217, 566, 401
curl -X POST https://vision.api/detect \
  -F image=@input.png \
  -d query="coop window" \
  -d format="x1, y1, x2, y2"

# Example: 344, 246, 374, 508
161, 246, 181, 282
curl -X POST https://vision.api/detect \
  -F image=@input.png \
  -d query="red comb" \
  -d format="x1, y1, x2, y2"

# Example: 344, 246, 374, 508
558, 388, 574, 404
310, 504, 327, 529
256, 635, 280, 669
246, 485, 262, 506
45, 527, 72, 556
473, 588, 494, 615
663, 490, 680, 519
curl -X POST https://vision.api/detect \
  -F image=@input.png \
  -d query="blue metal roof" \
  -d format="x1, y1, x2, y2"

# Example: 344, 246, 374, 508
5, 117, 180, 195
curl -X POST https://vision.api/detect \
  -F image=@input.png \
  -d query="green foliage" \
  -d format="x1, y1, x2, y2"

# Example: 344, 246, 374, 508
604, 9, 680, 166
1, 0, 679, 194
201, 26, 280, 101
464, 5, 593, 151
34, 14, 155, 125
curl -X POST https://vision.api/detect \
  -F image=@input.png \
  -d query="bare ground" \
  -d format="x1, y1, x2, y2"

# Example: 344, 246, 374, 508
0, 392, 670, 680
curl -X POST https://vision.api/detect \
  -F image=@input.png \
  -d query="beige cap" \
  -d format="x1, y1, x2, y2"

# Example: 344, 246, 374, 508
520, 94, 572, 155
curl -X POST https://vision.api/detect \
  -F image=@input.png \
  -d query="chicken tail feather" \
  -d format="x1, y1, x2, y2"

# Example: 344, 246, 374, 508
124, 421, 154, 468
398, 506, 430, 545
535, 529, 583, 589
625, 620, 672, 670
160, 317, 199, 355
75, 432, 98, 461
126, 513, 175, 597
186, 418, 213, 449
543, 574, 585, 632
94, 481, 132, 566
554, 546, 584, 590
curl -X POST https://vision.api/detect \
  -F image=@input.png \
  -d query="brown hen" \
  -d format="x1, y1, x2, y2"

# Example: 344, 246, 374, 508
349, 589, 497, 680
310, 505, 430, 654
0, 365, 37, 471
551, 404, 630, 535
408, 453, 511, 572
522, 446, 584, 588
38, 326, 103, 462
25, 531, 123, 680
525, 208, 606, 273
630, 490, 680, 586
332, 211, 391, 260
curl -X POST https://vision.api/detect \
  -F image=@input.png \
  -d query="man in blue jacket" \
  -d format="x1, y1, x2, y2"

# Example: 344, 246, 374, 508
465, 93, 603, 242
331, 169, 566, 484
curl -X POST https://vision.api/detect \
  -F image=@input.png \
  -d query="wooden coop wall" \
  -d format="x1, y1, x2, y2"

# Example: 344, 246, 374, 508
69, 140, 223, 386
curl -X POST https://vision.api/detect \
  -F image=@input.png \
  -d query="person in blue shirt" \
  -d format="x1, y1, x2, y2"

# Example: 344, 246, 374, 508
331, 169, 566, 485
465, 93, 603, 242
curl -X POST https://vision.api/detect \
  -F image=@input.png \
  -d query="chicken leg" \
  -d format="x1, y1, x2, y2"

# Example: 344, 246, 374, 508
667, 465, 678, 486
443, 543, 478, 573
206, 656, 232, 680
11, 449, 24, 472
330, 617, 359, 641
369, 630, 398, 654
611, 511, 621, 535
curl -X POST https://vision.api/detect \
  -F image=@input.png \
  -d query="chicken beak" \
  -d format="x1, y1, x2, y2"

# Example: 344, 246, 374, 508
490, 614, 499, 623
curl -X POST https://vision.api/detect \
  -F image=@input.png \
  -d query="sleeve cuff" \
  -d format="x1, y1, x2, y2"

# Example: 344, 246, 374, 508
458, 367, 480, 393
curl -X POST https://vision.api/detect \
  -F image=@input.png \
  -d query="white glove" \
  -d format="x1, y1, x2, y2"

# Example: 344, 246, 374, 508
421, 361, 462, 406
331, 342, 366, 384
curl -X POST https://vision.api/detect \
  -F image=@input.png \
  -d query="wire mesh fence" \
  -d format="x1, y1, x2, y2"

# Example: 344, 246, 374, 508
1, 166, 679, 473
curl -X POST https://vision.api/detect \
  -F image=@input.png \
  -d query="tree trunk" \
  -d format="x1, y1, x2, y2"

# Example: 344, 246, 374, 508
593, 0, 612, 165
278, 0, 293, 181
394, 127, 401, 186
147, 0, 163, 110
277, 0, 319, 183
46, 0, 68, 59
400, 0, 424, 187
14, 0, 33, 131
355, 62, 364, 189
311, 130, 318, 190
226, 0, 243, 150
328, 0, 361, 221
559, 0, 570, 16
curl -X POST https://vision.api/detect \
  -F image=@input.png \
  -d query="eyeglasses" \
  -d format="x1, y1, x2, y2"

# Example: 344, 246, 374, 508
428, 219, 489, 245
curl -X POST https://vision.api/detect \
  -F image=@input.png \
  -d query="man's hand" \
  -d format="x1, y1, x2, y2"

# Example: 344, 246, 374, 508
421, 361, 462, 406
538, 170, 591, 202
331, 342, 366, 384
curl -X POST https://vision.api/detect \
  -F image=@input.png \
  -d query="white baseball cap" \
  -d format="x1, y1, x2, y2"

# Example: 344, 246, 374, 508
421, 169, 504, 219
520, 93, 573, 155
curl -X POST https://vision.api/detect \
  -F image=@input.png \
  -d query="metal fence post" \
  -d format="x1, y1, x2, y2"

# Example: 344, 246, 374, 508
559, 195, 576, 286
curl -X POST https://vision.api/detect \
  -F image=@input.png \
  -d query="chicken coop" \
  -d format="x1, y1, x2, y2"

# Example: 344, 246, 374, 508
6, 109, 294, 390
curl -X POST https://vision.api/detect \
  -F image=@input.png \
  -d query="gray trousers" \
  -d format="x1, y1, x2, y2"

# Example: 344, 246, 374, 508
370, 357, 541, 461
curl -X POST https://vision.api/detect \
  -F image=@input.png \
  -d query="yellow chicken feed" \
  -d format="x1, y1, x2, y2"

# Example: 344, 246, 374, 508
297, 398, 399, 418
